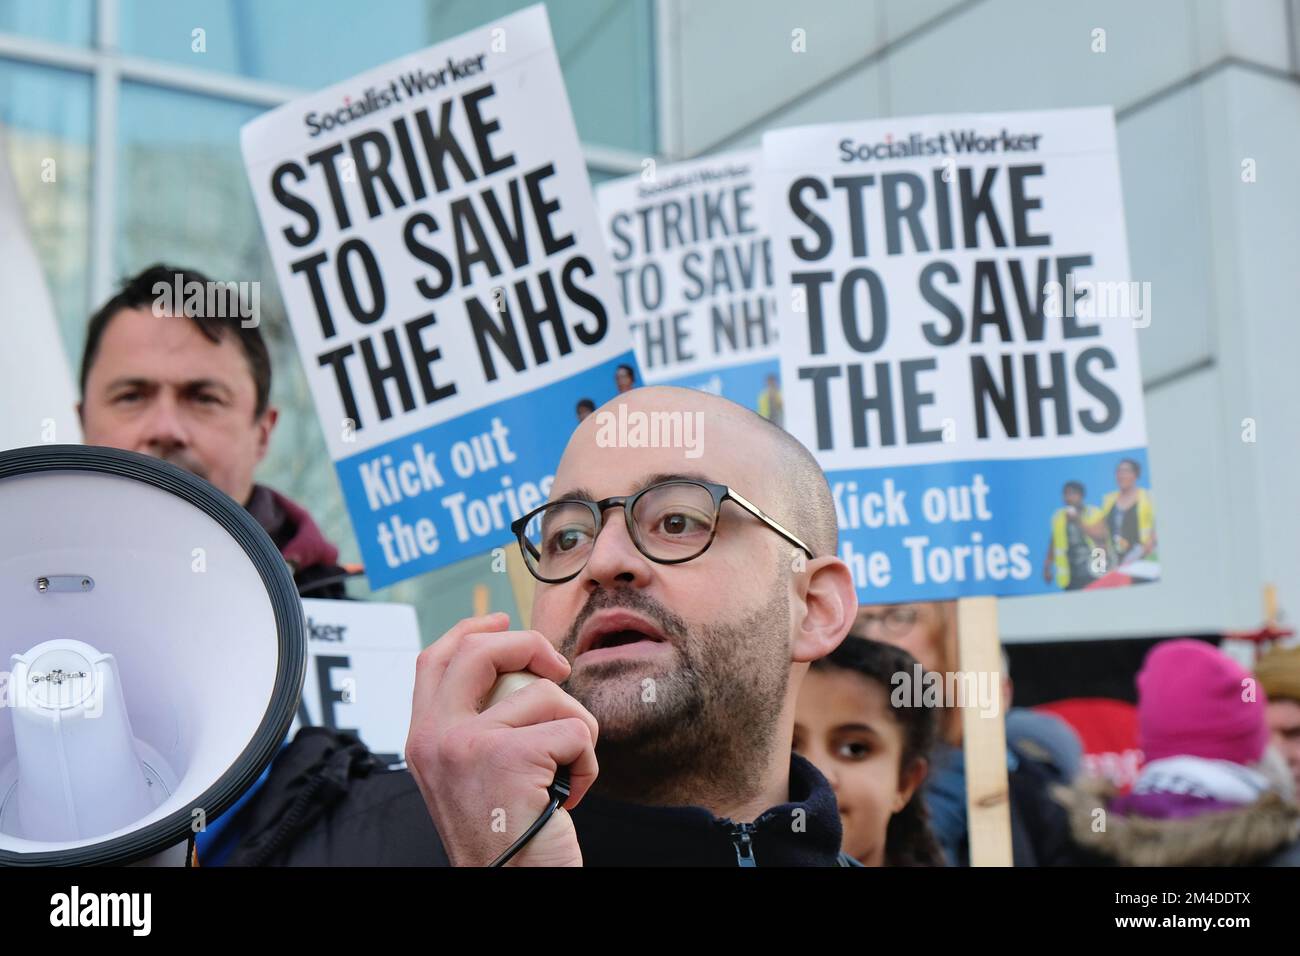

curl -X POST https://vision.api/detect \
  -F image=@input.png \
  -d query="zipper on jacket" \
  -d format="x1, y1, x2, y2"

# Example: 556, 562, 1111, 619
730, 822, 757, 867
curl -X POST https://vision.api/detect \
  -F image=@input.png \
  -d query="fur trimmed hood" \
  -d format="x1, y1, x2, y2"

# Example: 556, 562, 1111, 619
1058, 777, 1300, 867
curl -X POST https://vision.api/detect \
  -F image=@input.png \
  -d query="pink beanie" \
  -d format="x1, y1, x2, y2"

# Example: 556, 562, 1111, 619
1136, 639, 1270, 765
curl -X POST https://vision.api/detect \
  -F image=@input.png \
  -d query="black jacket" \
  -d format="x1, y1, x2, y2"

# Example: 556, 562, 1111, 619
222, 728, 856, 867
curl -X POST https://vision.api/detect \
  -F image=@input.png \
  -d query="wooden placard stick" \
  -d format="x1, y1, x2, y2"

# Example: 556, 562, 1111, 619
505, 546, 538, 629
957, 595, 1013, 866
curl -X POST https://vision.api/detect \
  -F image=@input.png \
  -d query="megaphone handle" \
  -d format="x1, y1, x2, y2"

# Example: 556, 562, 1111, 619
486, 672, 574, 867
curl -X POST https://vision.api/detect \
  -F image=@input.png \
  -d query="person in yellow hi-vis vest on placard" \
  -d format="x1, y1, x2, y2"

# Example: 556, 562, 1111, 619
1042, 480, 1105, 590
757, 373, 783, 428
1083, 458, 1157, 571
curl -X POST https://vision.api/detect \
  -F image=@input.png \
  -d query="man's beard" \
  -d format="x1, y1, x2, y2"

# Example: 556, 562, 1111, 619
557, 581, 791, 807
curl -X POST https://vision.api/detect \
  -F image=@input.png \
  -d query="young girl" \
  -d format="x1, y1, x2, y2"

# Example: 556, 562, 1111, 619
794, 636, 945, 866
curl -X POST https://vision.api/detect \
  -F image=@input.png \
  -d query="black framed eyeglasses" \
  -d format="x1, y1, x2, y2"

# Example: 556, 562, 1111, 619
510, 478, 815, 584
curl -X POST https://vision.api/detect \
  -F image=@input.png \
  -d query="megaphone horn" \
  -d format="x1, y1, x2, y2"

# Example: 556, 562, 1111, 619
0, 445, 306, 866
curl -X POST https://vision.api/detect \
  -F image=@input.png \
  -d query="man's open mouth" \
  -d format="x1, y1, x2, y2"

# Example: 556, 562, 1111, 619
575, 610, 670, 660
588, 630, 661, 650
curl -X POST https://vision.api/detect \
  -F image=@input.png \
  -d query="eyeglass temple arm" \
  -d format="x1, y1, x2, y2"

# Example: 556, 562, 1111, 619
726, 489, 816, 559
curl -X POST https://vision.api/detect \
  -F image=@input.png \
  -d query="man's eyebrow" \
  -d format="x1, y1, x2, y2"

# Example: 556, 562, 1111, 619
548, 473, 720, 505
104, 376, 233, 395
181, 378, 235, 396
640, 471, 716, 490
104, 376, 157, 392
550, 486, 597, 504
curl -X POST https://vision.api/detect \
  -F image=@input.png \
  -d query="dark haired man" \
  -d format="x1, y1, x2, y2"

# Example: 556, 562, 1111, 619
78, 263, 349, 598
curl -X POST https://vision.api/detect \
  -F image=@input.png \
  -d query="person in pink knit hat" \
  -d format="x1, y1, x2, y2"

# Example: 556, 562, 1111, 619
1060, 639, 1300, 866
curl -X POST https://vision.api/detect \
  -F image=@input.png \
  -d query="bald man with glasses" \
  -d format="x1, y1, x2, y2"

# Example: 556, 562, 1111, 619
404, 386, 859, 866
221, 386, 859, 867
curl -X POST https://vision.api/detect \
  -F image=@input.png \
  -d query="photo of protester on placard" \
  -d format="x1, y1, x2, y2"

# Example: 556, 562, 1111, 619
1043, 480, 1105, 591
757, 373, 783, 429
1039, 459, 1158, 592
1081, 457, 1158, 587
1096, 458, 1157, 565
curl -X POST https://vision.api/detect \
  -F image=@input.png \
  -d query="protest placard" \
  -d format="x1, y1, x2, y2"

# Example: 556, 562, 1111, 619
293, 599, 420, 763
243, 5, 636, 588
597, 150, 780, 417
765, 107, 1157, 603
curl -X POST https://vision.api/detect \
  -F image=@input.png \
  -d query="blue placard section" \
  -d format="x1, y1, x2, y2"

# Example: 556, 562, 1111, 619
833, 447, 1158, 603
659, 358, 782, 417
337, 352, 637, 588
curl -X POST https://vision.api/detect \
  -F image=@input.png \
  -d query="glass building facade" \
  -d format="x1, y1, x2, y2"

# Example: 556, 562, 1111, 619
0, 0, 654, 638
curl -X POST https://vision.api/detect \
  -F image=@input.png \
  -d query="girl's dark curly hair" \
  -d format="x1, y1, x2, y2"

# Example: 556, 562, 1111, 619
812, 636, 946, 866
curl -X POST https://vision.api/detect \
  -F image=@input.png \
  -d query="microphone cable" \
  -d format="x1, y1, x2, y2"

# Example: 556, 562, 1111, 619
488, 767, 572, 867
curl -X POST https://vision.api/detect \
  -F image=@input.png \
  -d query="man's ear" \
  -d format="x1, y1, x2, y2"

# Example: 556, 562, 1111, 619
791, 554, 858, 664
253, 406, 278, 463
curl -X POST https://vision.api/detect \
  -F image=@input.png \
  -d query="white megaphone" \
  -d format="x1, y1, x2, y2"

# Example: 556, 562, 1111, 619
0, 445, 306, 866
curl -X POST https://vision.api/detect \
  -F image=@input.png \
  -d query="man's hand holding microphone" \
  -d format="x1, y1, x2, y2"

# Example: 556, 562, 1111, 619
404, 613, 599, 866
